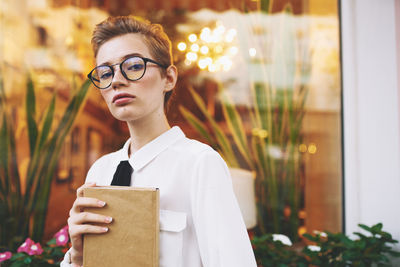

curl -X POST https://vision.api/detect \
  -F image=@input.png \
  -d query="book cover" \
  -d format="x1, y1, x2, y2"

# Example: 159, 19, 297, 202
83, 186, 159, 267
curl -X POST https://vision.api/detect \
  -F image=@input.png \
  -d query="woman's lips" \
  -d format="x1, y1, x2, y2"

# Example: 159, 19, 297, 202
112, 93, 136, 105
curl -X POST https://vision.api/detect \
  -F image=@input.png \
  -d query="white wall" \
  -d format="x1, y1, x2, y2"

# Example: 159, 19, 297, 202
341, 0, 400, 252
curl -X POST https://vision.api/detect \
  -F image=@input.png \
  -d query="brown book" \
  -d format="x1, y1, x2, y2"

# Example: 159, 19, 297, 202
83, 186, 159, 267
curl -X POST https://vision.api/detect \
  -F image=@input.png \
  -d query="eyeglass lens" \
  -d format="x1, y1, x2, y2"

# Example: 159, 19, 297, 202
90, 57, 146, 89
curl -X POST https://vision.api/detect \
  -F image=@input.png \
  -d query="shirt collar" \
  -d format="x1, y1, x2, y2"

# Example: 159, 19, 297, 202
119, 126, 185, 171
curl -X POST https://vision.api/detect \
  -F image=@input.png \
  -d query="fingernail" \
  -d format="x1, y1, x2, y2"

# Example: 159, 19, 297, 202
105, 217, 113, 223
102, 227, 109, 232
98, 201, 106, 207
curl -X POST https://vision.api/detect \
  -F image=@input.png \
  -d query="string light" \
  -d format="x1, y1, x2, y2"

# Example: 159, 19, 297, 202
200, 27, 211, 42
178, 23, 238, 73
190, 43, 199, 52
252, 128, 268, 139
229, 46, 238, 55
249, 48, 257, 57
308, 143, 317, 154
208, 64, 217, 72
198, 58, 208, 69
299, 143, 318, 154
200, 45, 209, 54
186, 52, 198, 61
188, 34, 197, 42
299, 144, 307, 153
298, 226, 307, 237
177, 42, 187, 51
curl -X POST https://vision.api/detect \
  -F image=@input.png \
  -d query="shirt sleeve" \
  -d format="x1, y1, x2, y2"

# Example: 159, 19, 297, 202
190, 149, 257, 267
60, 248, 73, 267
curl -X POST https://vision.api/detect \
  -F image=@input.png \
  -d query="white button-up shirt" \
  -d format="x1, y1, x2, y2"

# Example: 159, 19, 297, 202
62, 126, 257, 267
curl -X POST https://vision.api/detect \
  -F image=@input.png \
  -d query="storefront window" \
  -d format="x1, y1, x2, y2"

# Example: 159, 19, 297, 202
171, 1, 342, 241
0, 0, 341, 248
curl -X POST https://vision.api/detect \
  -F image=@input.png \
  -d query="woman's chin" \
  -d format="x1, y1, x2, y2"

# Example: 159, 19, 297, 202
110, 109, 139, 122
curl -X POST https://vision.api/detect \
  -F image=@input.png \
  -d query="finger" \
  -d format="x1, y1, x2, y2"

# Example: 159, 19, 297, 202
76, 182, 97, 197
70, 197, 106, 215
69, 224, 109, 237
69, 212, 113, 225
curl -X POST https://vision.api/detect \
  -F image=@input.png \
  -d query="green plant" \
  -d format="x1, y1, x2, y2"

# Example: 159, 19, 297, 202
180, 82, 307, 239
0, 226, 70, 266
0, 75, 90, 249
252, 233, 305, 267
302, 223, 400, 267
179, 6, 308, 240
251, 223, 400, 267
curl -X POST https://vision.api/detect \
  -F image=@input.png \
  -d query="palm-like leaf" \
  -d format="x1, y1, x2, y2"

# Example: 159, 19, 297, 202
0, 76, 90, 249
179, 6, 308, 239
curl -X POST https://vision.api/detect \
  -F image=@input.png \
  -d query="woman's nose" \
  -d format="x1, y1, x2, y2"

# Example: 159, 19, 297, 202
111, 67, 128, 89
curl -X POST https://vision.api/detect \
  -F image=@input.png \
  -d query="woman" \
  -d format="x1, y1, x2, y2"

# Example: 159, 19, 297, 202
61, 16, 256, 267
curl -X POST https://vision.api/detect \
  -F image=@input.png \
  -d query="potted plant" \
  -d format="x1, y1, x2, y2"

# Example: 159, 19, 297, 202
251, 223, 400, 266
178, 5, 308, 240
0, 226, 71, 266
0, 74, 89, 250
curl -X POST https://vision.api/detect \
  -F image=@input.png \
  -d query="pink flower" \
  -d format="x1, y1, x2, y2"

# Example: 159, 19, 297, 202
54, 225, 69, 246
0, 251, 12, 262
27, 242, 43, 255
17, 238, 43, 255
17, 238, 34, 253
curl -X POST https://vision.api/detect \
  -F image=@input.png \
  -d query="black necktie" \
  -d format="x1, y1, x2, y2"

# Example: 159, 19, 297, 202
111, 160, 133, 186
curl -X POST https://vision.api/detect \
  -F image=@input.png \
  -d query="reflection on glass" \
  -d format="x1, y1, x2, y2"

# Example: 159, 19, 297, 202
177, 3, 341, 242
0, 0, 341, 249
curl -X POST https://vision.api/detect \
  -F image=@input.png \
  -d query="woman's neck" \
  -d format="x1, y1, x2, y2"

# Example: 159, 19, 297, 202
126, 115, 170, 156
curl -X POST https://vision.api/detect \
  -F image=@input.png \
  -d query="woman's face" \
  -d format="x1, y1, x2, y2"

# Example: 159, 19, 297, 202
95, 33, 176, 123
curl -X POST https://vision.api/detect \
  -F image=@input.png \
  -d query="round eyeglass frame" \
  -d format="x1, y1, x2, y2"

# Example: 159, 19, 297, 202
87, 56, 169, 89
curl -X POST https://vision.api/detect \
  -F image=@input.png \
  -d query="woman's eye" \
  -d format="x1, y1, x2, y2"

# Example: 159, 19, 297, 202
100, 72, 113, 79
127, 63, 144, 71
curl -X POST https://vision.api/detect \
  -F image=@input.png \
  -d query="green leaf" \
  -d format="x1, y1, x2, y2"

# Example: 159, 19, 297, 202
10, 261, 27, 267
0, 113, 10, 195
37, 94, 56, 150
31, 79, 90, 241
179, 106, 215, 146
371, 223, 383, 233
23, 257, 32, 264
187, 87, 239, 168
220, 90, 254, 169
358, 224, 372, 233
354, 232, 367, 239
0, 78, 90, 245
46, 238, 57, 245
26, 76, 38, 158
302, 233, 318, 242
10, 252, 26, 260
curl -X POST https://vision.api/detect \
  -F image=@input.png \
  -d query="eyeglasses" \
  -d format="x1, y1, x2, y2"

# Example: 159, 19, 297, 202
87, 56, 168, 89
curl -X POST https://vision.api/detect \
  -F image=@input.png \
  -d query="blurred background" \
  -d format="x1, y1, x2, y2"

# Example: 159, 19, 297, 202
0, 0, 342, 248
3, 0, 398, 263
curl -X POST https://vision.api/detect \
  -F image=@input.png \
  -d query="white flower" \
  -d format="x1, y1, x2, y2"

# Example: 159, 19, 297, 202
313, 230, 328, 238
307, 245, 321, 252
272, 234, 292, 246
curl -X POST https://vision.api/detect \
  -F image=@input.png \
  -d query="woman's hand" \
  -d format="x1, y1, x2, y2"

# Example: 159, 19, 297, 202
67, 182, 112, 266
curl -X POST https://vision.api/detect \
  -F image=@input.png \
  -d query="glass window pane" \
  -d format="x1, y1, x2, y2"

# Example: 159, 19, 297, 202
0, 0, 341, 256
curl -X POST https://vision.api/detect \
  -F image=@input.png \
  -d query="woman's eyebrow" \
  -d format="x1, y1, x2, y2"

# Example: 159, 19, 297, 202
98, 53, 145, 67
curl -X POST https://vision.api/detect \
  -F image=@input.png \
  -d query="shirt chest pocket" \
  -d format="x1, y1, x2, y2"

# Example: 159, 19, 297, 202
159, 210, 187, 267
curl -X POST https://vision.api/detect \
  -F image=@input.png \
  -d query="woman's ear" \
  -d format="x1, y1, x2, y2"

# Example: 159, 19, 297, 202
164, 65, 178, 92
